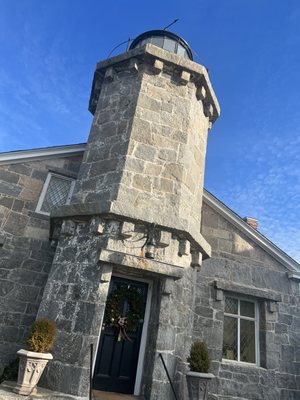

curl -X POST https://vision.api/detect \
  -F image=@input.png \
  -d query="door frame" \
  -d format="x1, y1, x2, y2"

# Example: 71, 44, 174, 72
93, 273, 153, 396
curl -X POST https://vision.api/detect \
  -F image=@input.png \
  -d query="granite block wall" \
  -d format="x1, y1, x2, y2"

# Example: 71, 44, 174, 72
0, 155, 82, 364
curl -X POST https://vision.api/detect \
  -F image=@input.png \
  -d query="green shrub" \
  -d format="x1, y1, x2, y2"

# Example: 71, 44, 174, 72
0, 359, 19, 384
26, 319, 57, 353
187, 340, 210, 373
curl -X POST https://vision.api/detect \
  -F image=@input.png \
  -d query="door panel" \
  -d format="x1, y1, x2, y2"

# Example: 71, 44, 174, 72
93, 277, 148, 394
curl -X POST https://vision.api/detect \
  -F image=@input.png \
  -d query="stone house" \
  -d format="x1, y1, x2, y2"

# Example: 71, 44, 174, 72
0, 30, 299, 400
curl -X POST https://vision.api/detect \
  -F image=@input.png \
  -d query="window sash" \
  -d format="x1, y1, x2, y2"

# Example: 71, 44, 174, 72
36, 172, 75, 215
223, 297, 259, 365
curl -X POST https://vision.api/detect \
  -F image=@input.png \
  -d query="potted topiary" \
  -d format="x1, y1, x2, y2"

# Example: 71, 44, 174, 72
186, 340, 214, 400
13, 318, 56, 395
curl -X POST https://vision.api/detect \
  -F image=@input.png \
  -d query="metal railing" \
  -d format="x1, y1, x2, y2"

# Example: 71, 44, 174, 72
90, 343, 93, 400
159, 353, 179, 400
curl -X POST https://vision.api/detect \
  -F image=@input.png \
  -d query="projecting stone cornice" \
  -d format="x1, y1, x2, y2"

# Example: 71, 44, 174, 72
50, 201, 211, 261
89, 43, 220, 123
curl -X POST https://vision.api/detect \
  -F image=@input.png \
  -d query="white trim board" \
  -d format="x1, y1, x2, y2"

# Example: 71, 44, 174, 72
203, 190, 300, 274
0, 144, 86, 165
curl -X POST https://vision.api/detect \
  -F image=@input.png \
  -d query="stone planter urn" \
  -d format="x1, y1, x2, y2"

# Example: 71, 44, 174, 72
186, 371, 214, 400
13, 349, 53, 395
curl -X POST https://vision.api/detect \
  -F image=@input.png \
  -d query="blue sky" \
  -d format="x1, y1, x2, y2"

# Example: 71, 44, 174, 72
1, 0, 300, 262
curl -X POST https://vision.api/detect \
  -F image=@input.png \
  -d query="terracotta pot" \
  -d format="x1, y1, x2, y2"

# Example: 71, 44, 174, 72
13, 349, 53, 395
186, 371, 214, 400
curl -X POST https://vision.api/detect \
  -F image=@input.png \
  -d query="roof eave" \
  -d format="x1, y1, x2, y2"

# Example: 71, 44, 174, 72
0, 144, 86, 165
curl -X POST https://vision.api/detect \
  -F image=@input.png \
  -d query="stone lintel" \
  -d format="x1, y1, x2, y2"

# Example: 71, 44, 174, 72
89, 43, 220, 122
50, 202, 211, 259
214, 280, 282, 302
99, 248, 183, 280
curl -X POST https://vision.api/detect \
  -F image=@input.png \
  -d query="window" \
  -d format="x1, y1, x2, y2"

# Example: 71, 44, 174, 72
222, 296, 259, 365
36, 172, 75, 215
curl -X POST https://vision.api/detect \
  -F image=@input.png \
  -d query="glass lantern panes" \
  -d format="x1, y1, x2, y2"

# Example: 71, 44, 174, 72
222, 296, 258, 364
37, 173, 75, 215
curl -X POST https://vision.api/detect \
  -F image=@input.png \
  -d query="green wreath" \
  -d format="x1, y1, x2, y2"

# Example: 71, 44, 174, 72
104, 285, 144, 340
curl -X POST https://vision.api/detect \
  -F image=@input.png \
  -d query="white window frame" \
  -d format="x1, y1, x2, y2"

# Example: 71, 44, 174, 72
36, 172, 75, 215
222, 295, 260, 366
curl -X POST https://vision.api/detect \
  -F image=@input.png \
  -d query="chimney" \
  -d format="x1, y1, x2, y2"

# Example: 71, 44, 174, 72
243, 217, 258, 230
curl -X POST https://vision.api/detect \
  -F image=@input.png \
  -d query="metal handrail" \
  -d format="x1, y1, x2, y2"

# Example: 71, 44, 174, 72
159, 353, 179, 400
90, 343, 93, 400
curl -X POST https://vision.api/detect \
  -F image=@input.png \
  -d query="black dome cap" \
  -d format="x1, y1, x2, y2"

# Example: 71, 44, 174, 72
130, 30, 193, 61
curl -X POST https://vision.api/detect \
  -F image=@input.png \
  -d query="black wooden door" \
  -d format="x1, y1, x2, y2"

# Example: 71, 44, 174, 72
93, 276, 148, 394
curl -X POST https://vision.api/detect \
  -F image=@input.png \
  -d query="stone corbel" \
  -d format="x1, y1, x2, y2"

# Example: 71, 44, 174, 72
120, 221, 135, 238
196, 85, 206, 101
61, 220, 76, 237
191, 249, 202, 267
104, 67, 115, 82
162, 277, 174, 296
100, 264, 113, 283
215, 288, 224, 301
180, 70, 191, 85
89, 217, 105, 235
153, 59, 164, 74
178, 239, 190, 256
268, 301, 277, 313
157, 231, 172, 248
104, 220, 121, 237
204, 103, 214, 119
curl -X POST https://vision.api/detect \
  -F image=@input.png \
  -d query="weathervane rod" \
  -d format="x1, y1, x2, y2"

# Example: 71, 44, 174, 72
163, 18, 179, 31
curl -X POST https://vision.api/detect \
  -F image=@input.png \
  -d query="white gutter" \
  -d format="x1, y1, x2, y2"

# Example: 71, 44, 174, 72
0, 144, 86, 165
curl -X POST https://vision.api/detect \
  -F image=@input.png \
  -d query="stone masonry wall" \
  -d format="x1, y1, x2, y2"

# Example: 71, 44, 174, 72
193, 202, 300, 400
0, 155, 82, 365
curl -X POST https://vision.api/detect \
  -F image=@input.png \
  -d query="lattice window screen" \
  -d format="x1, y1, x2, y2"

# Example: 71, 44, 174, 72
38, 174, 74, 214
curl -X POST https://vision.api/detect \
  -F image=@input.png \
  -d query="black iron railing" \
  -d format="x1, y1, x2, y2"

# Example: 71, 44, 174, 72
90, 343, 93, 400
159, 353, 179, 400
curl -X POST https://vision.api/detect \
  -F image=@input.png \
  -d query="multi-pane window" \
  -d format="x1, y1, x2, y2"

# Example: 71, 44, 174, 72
36, 172, 75, 215
222, 296, 258, 364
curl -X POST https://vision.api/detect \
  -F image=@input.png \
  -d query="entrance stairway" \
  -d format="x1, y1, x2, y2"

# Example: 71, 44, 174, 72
92, 391, 143, 400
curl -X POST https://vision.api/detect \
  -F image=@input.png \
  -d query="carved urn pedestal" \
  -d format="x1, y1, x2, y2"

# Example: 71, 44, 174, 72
186, 372, 214, 400
13, 349, 53, 395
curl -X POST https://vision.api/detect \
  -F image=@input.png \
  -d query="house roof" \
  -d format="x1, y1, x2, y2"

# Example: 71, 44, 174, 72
1, 143, 299, 278
0, 143, 86, 165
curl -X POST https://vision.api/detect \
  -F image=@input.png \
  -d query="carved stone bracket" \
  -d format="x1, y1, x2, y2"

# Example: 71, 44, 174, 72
60, 220, 76, 237
191, 249, 202, 267
104, 67, 115, 82
153, 59, 164, 74
89, 217, 105, 235
178, 239, 190, 256
162, 277, 175, 295
180, 70, 191, 85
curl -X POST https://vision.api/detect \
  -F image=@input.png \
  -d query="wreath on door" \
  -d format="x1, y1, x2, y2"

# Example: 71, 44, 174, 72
104, 285, 144, 341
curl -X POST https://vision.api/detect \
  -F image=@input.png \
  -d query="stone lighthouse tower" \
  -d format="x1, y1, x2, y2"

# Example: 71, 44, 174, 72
37, 30, 219, 399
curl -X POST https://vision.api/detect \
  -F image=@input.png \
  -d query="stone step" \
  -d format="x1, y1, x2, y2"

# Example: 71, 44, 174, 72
92, 391, 143, 400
